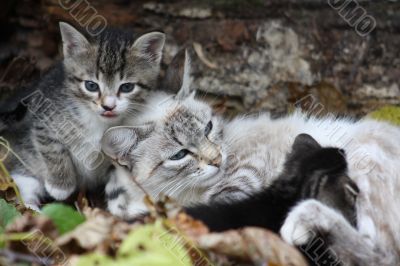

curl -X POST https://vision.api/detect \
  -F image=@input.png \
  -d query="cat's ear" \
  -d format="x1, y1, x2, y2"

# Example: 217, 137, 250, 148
101, 125, 153, 168
59, 22, 90, 58
163, 49, 186, 93
175, 49, 195, 100
163, 49, 196, 98
344, 178, 359, 204
292, 133, 321, 154
132, 31, 165, 64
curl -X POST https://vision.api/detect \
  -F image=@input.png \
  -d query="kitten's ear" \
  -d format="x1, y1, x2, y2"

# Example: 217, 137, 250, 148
132, 32, 165, 64
344, 178, 359, 203
101, 125, 153, 168
175, 49, 195, 100
292, 133, 321, 154
59, 22, 90, 58
163, 49, 196, 98
163, 49, 186, 92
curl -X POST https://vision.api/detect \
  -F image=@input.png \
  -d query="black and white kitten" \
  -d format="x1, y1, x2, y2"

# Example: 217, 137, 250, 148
2, 22, 165, 210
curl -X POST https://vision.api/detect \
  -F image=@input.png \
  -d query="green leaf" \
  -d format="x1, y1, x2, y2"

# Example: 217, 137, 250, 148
42, 203, 85, 235
118, 221, 192, 266
76, 221, 193, 266
75, 253, 114, 266
0, 198, 21, 234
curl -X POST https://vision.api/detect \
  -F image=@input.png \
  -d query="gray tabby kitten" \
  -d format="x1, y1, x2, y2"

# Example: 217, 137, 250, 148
103, 51, 400, 265
3, 22, 165, 210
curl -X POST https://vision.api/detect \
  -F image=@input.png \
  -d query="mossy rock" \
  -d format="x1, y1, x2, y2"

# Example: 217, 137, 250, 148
368, 106, 400, 126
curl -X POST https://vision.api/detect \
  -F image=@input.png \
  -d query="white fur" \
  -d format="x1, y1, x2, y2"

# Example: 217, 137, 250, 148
105, 167, 148, 218
44, 181, 76, 200
280, 199, 347, 245
12, 174, 44, 211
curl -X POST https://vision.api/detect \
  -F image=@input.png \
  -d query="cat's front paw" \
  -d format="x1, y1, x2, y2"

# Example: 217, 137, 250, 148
25, 203, 42, 212
280, 199, 322, 246
44, 181, 76, 200
107, 192, 147, 220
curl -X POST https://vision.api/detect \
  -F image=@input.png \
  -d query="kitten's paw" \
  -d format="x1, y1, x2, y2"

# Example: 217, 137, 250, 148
280, 199, 322, 246
107, 195, 147, 220
45, 182, 75, 200
12, 174, 44, 208
280, 215, 314, 246
25, 203, 42, 212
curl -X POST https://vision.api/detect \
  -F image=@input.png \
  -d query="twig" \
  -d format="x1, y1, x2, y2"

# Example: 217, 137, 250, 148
0, 249, 52, 265
193, 42, 218, 69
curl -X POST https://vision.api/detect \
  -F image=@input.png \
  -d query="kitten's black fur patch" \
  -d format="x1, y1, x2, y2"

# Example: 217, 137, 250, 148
186, 134, 358, 266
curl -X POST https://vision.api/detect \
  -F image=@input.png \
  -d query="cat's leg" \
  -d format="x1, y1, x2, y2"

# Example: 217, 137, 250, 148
205, 183, 251, 203
36, 138, 77, 200
105, 169, 147, 219
12, 174, 44, 211
204, 172, 262, 203
280, 199, 390, 266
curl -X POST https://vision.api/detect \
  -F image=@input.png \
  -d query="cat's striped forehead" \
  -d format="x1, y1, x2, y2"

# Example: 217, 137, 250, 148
95, 29, 133, 79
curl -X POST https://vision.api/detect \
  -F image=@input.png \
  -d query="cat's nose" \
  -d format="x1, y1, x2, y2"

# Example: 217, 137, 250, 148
101, 104, 116, 111
209, 153, 222, 167
101, 96, 116, 111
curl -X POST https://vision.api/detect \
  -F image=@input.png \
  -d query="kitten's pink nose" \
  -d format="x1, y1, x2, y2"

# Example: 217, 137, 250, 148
101, 96, 116, 111
101, 104, 116, 111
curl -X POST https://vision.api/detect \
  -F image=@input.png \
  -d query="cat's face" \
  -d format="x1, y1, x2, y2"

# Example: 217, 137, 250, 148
286, 134, 359, 225
59, 23, 165, 123
102, 98, 225, 194
102, 51, 227, 198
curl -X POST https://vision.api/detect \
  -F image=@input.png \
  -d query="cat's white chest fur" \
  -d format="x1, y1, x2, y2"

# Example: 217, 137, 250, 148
71, 116, 113, 184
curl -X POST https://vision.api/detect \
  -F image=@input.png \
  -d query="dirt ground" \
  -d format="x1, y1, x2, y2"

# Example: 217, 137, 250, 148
0, 0, 399, 117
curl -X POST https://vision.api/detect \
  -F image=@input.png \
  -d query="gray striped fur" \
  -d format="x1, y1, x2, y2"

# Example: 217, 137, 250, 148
3, 22, 165, 208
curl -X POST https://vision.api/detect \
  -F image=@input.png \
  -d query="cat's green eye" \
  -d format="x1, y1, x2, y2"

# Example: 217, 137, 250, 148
205, 121, 213, 136
119, 83, 136, 93
84, 80, 99, 92
170, 149, 189, 160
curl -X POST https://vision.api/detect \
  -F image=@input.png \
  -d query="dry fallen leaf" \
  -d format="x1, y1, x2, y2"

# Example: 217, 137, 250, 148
195, 227, 307, 266
170, 212, 209, 239
56, 207, 132, 255
5, 212, 60, 260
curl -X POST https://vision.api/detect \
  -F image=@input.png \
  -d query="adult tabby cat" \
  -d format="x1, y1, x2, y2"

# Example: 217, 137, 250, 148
102, 51, 400, 265
2, 22, 165, 210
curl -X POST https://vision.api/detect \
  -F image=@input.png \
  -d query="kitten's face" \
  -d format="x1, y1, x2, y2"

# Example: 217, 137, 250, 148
286, 134, 359, 225
59, 23, 165, 123
305, 148, 359, 226
144, 97, 224, 186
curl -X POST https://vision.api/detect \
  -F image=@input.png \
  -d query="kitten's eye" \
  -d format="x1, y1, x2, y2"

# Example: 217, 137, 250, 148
170, 149, 189, 160
205, 121, 213, 136
119, 83, 136, 93
84, 81, 99, 92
